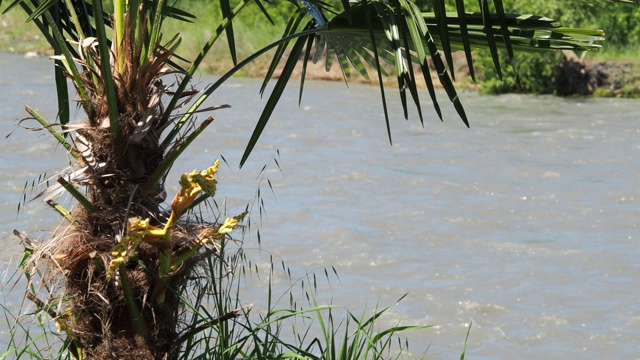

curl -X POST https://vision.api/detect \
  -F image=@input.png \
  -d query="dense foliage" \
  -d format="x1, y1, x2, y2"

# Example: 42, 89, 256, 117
473, 0, 640, 94
412, 0, 640, 51
501, 0, 640, 52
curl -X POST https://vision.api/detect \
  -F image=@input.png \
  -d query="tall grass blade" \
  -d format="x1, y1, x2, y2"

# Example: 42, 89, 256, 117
25, 106, 75, 158
364, 0, 392, 144
54, 3, 70, 126
46, 199, 71, 219
118, 264, 150, 340
160, 28, 320, 166
163, 4, 197, 22
56, 177, 94, 213
298, 34, 315, 105
259, 10, 307, 96
493, 0, 513, 58
460, 321, 472, 360
149, 0, 167, 61
25, 0, 57, 21
423, 22, 468, 126
113, 0, 125, 70
149, 117, 217, 188
220, 0, 238, 65
24, 5, 91, 113
160, 0, 257, 142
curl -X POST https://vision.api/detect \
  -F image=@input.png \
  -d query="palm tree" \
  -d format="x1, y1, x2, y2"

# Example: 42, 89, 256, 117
1, 0, 629, 358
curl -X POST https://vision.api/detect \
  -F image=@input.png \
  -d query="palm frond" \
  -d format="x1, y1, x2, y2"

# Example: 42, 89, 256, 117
324, 5, 605, 76
235, 0, 615, 166
160, 0, 271, 147
236, 0, 610, 165
220, 0, 238, 65
241, 25, 315, 167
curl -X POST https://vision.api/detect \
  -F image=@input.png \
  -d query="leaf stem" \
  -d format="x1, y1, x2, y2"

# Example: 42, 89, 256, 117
118, 264, 150, 340
57, 177, 94, 213
25, 106, 76, 159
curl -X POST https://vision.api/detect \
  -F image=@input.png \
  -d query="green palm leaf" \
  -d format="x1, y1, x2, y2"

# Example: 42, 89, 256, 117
235, 0, 615, 166
2, 0, 620, 168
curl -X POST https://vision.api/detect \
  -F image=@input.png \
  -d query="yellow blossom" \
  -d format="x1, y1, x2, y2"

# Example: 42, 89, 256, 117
128, 217, 150, 232
55, 318, 68, 333
55, 307, 74, 333
218, 211, 248, 235
106, 217, 147, 279
201, 160, 219, 180
172, 161, 220, 214
218, 218, 238, 234
195, 211, 248, 246
179, 170, 202, 198
192, 160, 219, 196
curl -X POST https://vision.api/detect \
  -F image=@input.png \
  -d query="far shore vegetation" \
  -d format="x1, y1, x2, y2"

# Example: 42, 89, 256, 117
2, 0, 640, 97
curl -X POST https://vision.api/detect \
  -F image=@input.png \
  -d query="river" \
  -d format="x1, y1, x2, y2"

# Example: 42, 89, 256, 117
1, 52, 639, 359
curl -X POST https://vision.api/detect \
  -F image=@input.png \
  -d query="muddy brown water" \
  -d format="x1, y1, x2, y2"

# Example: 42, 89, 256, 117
1, 52, 639, 358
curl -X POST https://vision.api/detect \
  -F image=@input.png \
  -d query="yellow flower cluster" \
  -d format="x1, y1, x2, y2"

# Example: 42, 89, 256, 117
178, 171, 202, 200
106, 217, 149, 279
197, 211, 248, 246
55, 307, 74, 333
103, 162, 249, 306
179, 161, 219, 197
173, 161, 220, 215
219, 212, 247, 234
195, 161, 220, 196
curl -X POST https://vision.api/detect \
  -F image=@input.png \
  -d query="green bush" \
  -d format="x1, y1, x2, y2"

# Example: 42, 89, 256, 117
472, 0, 640, 94
475, 51, 564, 95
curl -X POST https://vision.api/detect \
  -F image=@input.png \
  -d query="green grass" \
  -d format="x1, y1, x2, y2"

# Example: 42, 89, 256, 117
3, 232, 434, 359
0, 1, 294, 75
588, 45, 640, 62
0, 5, 50, 54
157, 0, 294, 75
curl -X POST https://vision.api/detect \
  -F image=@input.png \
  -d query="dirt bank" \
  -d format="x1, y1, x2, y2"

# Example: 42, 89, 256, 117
5, 44, 638, 98
554, 50, 640, 97
282, 51, 640, 98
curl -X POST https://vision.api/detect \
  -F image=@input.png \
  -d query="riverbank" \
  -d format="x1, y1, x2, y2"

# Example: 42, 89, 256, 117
2, 5, 638, 98
202, 49, 640, 99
